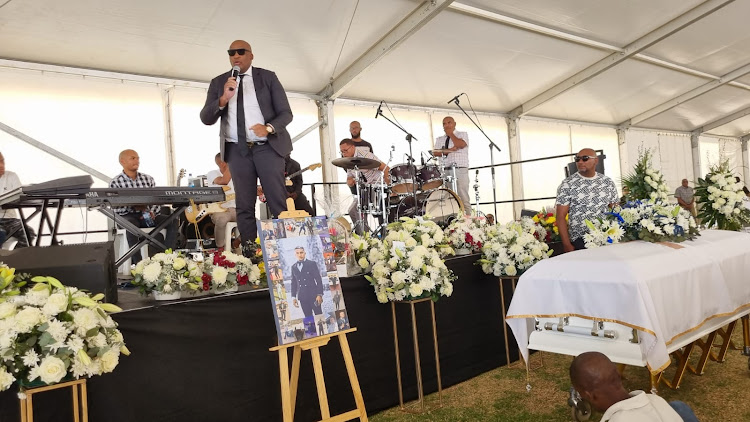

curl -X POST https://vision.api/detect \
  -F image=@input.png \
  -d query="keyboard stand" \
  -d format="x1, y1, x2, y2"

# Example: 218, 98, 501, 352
97, 205, 187, 267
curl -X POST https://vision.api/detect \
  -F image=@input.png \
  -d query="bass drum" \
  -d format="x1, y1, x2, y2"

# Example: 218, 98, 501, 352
389, 188, 464, 227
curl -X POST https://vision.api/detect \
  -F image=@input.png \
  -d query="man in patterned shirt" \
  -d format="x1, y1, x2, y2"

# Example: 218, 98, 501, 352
110, 149, 178, 264
556, 148, 618, 252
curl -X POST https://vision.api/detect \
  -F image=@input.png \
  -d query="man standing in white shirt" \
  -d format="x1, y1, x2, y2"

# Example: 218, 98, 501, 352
206, 153, 237, 250
570, 352, 697, 422
433, 116, 470, 213
0, 152, 32, 248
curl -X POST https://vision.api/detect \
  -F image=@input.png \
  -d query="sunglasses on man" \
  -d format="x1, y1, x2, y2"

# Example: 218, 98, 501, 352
227, 48, 248, 56
574, 155, 596, 162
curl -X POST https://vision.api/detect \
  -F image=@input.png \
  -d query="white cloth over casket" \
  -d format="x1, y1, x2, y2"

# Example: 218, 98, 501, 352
506, 230, 750, 373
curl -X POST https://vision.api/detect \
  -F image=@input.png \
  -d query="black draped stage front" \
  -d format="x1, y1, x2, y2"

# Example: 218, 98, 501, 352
0, 255, 519, 422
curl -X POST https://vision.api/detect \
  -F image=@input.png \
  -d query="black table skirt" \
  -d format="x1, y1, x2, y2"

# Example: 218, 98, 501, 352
0, 255, 518, 422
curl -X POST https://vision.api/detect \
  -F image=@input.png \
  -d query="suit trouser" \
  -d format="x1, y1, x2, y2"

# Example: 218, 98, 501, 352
0, 218, 32, 248
225, 142, 286, 245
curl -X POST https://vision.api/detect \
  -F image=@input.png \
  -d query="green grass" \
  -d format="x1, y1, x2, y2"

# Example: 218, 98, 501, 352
371, 328, 750, 421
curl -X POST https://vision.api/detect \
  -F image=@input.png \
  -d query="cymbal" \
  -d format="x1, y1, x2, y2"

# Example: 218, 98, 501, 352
431, 149, 451, 155
331, 157, 380, 170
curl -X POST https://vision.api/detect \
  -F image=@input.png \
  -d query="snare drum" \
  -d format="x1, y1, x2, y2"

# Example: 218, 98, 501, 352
417, 164, 443, 191
389, 164, 417, 195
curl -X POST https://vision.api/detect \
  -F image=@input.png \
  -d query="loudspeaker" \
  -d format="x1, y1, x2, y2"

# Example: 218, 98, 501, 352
0, 242, 117, 303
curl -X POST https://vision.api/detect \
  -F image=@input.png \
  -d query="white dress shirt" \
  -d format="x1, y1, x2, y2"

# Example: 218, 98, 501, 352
601, 391, 683, 422
206, 169, 236, 209
225, 66, 267, 143
436, 131, 469, 168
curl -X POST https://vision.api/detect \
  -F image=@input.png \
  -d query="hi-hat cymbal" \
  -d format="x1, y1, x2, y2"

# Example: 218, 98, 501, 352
331, 157, 380, 170
431, 149, 451, 155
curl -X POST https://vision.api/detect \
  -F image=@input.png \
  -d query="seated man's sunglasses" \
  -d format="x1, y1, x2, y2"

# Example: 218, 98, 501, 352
574, 155, 596, 162
227, 48, 248, 56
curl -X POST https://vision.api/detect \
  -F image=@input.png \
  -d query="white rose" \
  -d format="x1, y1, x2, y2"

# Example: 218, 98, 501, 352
0, 366, 15, 391
42, 293, 69, 316
38, 356, 67, 384
172, 257, 187, 271
0, 302, 17, 319
440, 281, 454, 297
14, 307, 44, 333
358, 257, 369, 269
505, 265, 517, 276
408, 283, 424, 298
376, 291, 388, 304
212, 267, 228, 285
152, 253, 167, 262
99, 348, 120, 373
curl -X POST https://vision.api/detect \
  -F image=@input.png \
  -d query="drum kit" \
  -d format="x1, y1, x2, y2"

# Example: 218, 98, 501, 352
332, 149, 465, 236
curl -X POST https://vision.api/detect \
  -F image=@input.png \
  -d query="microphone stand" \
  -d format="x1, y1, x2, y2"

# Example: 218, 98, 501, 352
375, 106, 419, 218
449, 96, 502, 219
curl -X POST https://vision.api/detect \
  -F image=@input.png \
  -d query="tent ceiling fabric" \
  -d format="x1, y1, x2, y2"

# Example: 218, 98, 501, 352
1, 0, 750, 137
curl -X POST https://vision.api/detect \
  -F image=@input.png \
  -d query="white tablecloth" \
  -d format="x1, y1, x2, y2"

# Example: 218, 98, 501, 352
506, 229, 750, 373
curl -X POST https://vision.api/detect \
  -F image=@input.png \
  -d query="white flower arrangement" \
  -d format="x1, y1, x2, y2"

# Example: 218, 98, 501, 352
131, 251, 201, 296
603, 201, 699, 244
695, 161, 750, 231
622, 149, 670, 202
356, 216, 456, 303
202, 250, 262, 292
444, 215, 490, 252
582, 218, 625, 248
0, 264, 129, 391
478, 217, 552, 277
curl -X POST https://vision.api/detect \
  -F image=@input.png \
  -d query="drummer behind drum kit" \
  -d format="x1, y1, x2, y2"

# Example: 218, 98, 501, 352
332, 148, 465, 235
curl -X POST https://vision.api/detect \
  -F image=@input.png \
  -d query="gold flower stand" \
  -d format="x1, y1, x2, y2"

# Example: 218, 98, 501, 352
270, 328, 368, 422
391, 297, 442, 413
19, 378, 88, 422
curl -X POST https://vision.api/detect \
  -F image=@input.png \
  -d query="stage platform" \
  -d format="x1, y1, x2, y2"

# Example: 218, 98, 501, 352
0, 254, 517, 422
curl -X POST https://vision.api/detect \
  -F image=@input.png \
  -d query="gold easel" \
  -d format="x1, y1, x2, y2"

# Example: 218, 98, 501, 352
499, 276, 543, 369
19, 378, 88, 422
270, 328, 367, 422
271, 201, 368, 422
391, 297, 442, 413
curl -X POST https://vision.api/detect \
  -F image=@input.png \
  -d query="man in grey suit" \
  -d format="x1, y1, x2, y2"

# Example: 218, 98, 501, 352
200, 39, 293, 255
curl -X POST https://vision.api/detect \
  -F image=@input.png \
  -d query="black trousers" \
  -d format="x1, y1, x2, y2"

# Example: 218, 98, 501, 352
225, 142, 286, 245
0, 218, 33, 248
118, 210, 178, 264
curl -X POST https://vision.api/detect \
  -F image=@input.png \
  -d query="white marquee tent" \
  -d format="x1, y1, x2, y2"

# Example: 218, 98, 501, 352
1, 0, 749, 242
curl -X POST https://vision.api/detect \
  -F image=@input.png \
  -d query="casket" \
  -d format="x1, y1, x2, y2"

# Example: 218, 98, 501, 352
506, 230, 750, 373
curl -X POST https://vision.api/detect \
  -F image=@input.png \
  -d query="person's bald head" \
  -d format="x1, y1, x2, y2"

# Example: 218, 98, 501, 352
575, 148, 598, 177
570, 352, 628, 413
228, 40, 254, 73
118, 150, 139, 173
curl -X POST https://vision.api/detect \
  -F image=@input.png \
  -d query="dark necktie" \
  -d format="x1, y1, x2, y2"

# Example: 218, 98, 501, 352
236, 74, 248, 155
443, 135, 450, 150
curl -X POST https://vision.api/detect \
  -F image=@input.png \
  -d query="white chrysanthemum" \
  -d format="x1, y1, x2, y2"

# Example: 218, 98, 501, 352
22, 349, 40, 367
24, 288, 51, 306
45, 319, 70, 343
212, 267, 229, 285
142, 262, 162, 283
67, 335, 85, 353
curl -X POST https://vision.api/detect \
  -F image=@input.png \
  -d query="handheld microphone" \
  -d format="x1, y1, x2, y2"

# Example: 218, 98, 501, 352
447, 93, 464, 104
229, 65, 241, 91
375, 101, 383, 119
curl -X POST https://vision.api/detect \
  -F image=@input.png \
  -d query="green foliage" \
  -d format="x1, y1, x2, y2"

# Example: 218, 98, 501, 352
694, 160, 750, 231
621, 149, 669, 202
